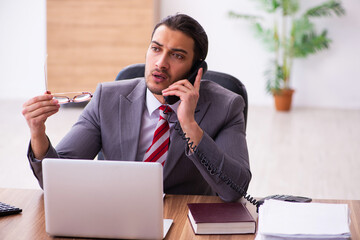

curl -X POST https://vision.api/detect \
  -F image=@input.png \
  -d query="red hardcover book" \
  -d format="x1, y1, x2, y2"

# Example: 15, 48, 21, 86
187, 202, 256, 234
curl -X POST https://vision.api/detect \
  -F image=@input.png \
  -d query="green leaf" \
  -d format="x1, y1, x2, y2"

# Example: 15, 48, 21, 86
253, 23, 278, 52
228, 11, 262, 22
253, 0, 281, 13
292, 17, 314, 44
265, 60, 284, 93
281, 0, 300, 16
293, 30, 331, 58
304, 0, 346, 18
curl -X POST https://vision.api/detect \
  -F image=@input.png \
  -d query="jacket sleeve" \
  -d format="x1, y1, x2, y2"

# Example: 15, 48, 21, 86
187, 94, 251, 202
27, 138, 59, 189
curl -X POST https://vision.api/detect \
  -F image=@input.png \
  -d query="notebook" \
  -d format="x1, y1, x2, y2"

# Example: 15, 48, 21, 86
42, 158, 172, 239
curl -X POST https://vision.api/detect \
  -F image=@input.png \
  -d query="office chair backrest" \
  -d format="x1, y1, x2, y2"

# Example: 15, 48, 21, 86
202, 70, 248, 129
115, 63, 145, 80
115, 63, 248, 129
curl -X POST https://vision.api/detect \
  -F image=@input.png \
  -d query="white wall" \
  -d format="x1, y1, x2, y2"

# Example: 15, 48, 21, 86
0, 0, 46, 100
1, 0, 359, 109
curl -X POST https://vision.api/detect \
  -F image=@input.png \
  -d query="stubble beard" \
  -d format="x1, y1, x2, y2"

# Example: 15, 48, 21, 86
145, 68, 171, 96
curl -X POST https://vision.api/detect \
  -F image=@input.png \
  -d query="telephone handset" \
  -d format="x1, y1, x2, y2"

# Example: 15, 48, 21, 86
164, 61, 208, 105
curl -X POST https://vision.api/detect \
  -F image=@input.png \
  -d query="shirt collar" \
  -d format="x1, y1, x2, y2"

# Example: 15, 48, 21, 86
146, 88, 180, 116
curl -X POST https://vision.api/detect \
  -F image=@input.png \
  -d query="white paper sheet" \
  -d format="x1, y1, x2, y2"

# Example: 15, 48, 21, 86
163, 219, 173, 239
256, 199, 351, 239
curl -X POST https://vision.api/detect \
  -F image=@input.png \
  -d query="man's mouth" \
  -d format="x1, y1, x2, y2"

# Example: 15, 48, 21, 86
152, 70, 169, 82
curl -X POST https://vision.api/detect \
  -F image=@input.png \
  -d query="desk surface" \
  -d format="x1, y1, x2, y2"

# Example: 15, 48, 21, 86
0, 188, 359, 239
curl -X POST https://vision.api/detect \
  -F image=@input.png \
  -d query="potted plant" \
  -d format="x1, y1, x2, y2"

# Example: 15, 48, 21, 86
229, 0, 345, 111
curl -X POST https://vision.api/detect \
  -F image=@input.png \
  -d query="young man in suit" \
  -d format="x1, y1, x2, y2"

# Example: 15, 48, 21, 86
22, 14, 251, 202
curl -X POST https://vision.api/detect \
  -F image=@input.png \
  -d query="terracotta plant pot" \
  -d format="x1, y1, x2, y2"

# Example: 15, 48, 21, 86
272, 89, 295, 111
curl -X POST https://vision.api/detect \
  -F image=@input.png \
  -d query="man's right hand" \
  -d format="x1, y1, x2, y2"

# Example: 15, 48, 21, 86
22, 91, 60, 159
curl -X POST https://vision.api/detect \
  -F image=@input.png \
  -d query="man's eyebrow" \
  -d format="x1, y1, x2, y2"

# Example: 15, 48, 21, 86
152, 40, 163, 47
151, 40, 188, 55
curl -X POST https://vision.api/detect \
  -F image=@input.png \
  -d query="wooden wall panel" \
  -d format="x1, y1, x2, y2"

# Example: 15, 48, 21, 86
47, 0, 157, 93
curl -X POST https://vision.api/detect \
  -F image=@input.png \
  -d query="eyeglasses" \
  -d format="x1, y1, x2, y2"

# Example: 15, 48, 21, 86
44, 54, 93, 104
52, 92, 93, 104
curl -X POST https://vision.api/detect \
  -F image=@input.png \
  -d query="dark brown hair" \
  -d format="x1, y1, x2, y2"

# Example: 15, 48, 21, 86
151, 14, 208, 63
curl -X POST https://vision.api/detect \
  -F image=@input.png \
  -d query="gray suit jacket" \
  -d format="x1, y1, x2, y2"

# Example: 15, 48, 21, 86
28, 78, 251, 202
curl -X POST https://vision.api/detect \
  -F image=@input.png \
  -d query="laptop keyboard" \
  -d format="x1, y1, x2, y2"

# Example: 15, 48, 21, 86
0, 202, 22, 217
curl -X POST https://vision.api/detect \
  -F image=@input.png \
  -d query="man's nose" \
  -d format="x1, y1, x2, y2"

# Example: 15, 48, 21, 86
156, 53, 169, 70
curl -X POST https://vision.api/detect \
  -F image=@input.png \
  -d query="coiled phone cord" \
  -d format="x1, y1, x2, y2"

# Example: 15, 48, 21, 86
164, 106, 259, 207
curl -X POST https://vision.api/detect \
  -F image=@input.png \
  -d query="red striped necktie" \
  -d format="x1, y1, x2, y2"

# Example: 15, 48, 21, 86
143, 105, 172, 166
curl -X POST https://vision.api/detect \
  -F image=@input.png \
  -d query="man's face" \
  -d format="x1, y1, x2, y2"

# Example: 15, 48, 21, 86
145, 25, 195, 99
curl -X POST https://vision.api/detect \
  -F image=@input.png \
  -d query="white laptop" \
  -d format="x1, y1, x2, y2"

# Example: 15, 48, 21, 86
42, 158, 172, 239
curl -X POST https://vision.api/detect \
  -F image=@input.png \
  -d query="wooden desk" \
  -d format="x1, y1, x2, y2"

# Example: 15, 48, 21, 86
0, 188, 359, 239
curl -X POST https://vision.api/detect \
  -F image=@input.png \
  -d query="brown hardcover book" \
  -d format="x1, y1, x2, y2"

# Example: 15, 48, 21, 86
187, 202, 256, 235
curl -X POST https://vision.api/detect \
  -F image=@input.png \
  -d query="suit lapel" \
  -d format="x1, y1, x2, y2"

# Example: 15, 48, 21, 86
118, 80, 146, 161
163, 99, 211, 180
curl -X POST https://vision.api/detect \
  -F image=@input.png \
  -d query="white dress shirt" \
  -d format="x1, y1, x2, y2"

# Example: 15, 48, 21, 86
136, 88, 179, 161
